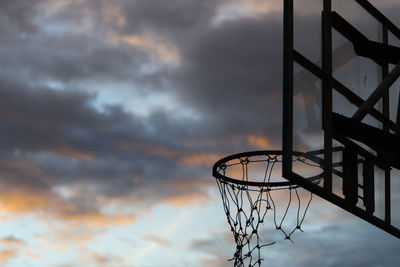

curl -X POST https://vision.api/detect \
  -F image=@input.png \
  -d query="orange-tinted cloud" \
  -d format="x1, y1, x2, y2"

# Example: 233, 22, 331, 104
25, 251, 41, 259
241, 0, 282, 15
179, 153, 222, 167
120, 141, 224, 167
145, 146, 179, 159
0, 160, 54, 185
0, 250, 16, 265
103, 5, 126, 26
0, 186, 134, 231
56, 145, 94, 162
115, 34, 180, 63
0, 188, 54, 213
0, 237, 24, 265
163, 192, 209, 207
215, 0, 282, 25
40, 224, 94, 246
248, 135, 270, 149
58, 212, 135, 229
118, 141, 178, 159
164, 179, 212, 191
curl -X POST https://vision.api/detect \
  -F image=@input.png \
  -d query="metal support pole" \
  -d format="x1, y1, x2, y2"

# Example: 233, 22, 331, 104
283, 0, 294, 178
322, 0, 332, 192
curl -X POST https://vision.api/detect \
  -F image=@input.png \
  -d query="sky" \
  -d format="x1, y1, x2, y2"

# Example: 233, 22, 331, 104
0, 0, 399, 266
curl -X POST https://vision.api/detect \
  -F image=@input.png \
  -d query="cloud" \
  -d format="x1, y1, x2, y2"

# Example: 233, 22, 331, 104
116, 33, 180, 64
167, 14, 285, 154
58, 212, 135, 230
88, 250, 122, 266
214, 0, 283, 26
0, 0, 39, 34
0, 236, 25, 265
200, 214, 400, 267
25, 251, 41, 259
178, 153, 223, 167
270, 224, 400, 267
248, 134, 273, 149
0, 250, 17, 265
102, 3, 126, 27
144, 235, 170, 246
117, 0, 222, 36
0, 187, 54, 213
162, 192, 209, 207
0, 76, 217, 230
0, 0, 286, 156
0, 185, 135, 230
189, 234, 234, 267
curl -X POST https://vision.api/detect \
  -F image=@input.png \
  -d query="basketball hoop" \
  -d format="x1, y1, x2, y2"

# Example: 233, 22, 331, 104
212, 150, 323, 266
211, 1, 400, 264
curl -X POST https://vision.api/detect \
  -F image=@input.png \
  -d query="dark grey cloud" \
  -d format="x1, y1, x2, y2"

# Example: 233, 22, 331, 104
0, 76, 214, 211
0, 31, 150, 84
0, 1, 179, 89
166, 14, 285, 151
0, 0, 39, 34
119, 0, 222, 35
0, 78, 139, 155
0, 0, 283, 151
1, 0, 398, 197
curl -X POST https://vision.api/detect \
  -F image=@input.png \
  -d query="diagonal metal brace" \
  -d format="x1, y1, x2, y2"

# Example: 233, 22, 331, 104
352, 62, 400, 121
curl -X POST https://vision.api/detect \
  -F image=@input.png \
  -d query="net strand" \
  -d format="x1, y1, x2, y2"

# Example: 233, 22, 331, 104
215, 154, 318, 267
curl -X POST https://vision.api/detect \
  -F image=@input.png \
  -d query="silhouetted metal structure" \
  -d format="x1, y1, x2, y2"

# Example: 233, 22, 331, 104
214, 0, 400, 265
283, 0, 400, 238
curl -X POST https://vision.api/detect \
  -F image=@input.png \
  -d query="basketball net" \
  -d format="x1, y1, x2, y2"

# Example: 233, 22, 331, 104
213, 151, 322, 266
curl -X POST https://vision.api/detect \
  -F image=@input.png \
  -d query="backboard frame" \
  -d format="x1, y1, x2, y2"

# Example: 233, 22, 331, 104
282, 0, 400, 238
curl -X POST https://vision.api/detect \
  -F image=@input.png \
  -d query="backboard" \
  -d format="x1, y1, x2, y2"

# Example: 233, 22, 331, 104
283, 0, 400, 238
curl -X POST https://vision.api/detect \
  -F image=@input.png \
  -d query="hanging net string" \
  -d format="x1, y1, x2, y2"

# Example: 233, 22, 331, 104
214, 152, 321, 267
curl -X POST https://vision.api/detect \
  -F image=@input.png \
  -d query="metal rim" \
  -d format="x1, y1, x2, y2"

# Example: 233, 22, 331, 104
212, 150, 323, 188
